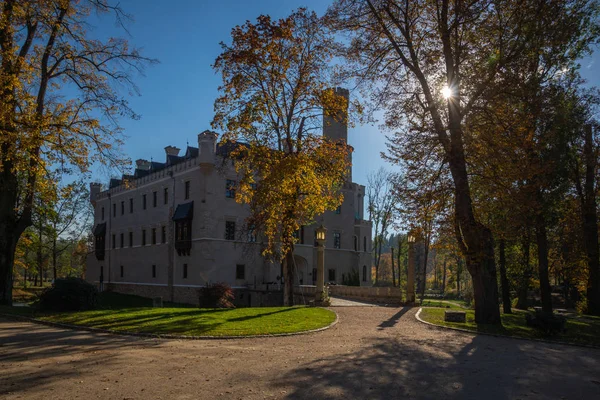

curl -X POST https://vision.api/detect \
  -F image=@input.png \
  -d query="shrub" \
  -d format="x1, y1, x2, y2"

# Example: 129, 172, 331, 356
342, 268, 360, 286
525, 309, 567, 336
38, 278, 98, 311
199, 283, 235, 308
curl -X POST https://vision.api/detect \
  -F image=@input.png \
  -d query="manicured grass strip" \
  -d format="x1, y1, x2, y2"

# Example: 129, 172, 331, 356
1, 306, 336, 337
420, 299, 468, 309
419, 307, 600, 347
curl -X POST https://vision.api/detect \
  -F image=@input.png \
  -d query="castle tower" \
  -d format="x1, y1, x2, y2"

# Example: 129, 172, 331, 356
323, 87, 352, 181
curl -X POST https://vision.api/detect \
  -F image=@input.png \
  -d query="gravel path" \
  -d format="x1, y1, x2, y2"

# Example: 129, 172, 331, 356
1, 306, 599, 400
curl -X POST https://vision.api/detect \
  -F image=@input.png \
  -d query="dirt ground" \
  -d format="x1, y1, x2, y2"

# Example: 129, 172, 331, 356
1, 306, 599, 400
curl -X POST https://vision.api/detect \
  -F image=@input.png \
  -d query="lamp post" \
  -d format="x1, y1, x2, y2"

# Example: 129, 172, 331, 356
407, 232, 416, 304
315, 224, 327, 303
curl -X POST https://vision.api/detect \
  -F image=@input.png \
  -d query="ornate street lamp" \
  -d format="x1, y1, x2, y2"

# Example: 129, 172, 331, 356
315, 224, 327, 303
407, 230, 417, 303
316, 224, 327, 243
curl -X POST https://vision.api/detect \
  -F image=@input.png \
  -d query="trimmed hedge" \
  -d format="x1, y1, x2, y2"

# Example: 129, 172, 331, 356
38, 278, 98, 311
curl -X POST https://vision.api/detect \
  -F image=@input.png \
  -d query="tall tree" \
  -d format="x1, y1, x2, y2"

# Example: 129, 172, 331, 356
0, 0, 155, 305
328, 0, 599, 323
212, 9, 352, 306
572, 122, 600, 315
366, 168, 395, 283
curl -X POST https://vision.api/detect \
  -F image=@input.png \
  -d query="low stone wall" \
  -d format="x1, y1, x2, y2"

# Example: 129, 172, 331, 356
329, 285, 402, 304
104, 283, 283, 307
293, 286, 319, 305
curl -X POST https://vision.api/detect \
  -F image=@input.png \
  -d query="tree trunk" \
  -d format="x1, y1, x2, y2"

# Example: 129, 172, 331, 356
391, 247, 396, 287
283, 250, 294, 306
450, 147, 501, 325
442, 256, 447, 293
0, 224, 18, 305
499, 239, 512, 314
456, 256, 462, 297
516, 238, 530, 309
535, 213, 553, 314
582, 125, 600, 315
397, 237, 403, 288
52, 236, 57, 281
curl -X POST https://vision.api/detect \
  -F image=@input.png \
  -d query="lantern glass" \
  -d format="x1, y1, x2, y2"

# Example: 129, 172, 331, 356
316, 225, 326, 241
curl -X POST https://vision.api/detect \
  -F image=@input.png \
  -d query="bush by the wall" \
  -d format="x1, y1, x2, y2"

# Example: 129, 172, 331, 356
199, 283, 235, 308
38, 278, 98, 311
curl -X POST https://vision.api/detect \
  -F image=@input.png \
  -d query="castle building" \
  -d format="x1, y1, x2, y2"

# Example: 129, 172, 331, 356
86, 89, 372, 305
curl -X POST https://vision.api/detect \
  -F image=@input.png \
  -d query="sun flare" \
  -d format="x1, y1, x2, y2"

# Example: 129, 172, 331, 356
442, 85, 453, 99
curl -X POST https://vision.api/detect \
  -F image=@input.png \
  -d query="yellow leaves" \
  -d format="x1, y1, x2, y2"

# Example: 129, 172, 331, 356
227, 136, 350, 261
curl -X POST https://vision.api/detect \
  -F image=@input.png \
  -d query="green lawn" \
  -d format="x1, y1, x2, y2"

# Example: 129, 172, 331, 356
419, 307, 600, 347
420, 299, 469, 309
0, 293, 336, 337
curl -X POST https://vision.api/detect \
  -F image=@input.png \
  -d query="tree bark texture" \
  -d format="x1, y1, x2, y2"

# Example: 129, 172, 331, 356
451, 154, 501, 325
499, 239, 512, 314
516, 238, 531, 310
283, 250, 294, 306
535, 213, 553, 313
582, 125, 600, 315
391, 247, 396, 287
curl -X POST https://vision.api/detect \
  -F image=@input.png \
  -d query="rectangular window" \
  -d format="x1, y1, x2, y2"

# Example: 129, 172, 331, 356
113, 203, 116, 218
225, 221, 236, 240
183, 263, 188, 279
143, 194, 147, 210
129, 231, 133, 247
225, 179, 236, 198
120, 265, 124, 278
120, 233, 124, 248
300, 226, 305, 244
152, 228, 156, 245
164, 187, 168, 205
153, 191, 157, 207
334, 232, 341, 249
142, 229, 146, 246
129, 198, 133, 213
152, 264, 156, 278
328, 269, 336, 282
247, 224, 256, 242
121, 201, 125, 215
101, 207, 105, 221
236, 264, 245, 280
112, 234, 116, 249
335, 205, 341, 214
162, 226, 166, 243
185, 181, 190, 200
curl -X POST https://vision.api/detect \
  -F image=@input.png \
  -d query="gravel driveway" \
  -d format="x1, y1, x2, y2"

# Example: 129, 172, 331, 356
1, 306, 599, 400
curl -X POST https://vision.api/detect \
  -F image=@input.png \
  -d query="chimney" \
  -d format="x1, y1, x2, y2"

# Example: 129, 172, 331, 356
164, 146, 181, 157
90, 182, 102, 206
135, 159, 151, 170
198, 130, 219, 165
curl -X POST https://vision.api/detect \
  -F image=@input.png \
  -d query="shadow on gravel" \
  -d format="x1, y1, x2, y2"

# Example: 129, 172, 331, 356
279, 330, 600, 400
377, 306, 412, 329
0, 320, 159, 397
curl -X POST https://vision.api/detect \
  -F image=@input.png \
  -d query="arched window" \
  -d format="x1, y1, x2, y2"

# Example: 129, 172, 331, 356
363, 236, 367, 252
362, 265, 367, 282
354, 236, 358, 251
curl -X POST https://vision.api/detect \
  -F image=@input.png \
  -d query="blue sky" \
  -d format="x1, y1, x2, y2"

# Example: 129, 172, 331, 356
93, 0, 387, 188
95, 0, 599, 189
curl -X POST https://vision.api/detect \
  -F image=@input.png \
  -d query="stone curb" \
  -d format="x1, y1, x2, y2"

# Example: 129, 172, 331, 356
0, 309, 339, 341
415, 307, 600, 350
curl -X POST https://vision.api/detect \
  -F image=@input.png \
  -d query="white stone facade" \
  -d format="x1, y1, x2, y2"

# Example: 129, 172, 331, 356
86, 112, 372, 304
